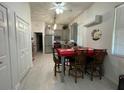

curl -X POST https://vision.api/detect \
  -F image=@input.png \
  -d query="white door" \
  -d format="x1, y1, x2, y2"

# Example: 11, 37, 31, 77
16, 16, 31, 80
0, 4, 11, 89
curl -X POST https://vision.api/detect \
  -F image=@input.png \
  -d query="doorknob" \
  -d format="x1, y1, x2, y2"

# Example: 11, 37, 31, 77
0, 61, 2, 64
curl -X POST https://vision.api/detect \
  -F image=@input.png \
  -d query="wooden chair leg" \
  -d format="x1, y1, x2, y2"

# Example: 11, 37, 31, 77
58, 64, 60, 71
75, 69, 77, 83
68, 68, 70, 76
85, 65, 88, 74
82, 67, 84, 79
101, 65, 104, 76
91, 65, 93, 81
68, 64, 72, 76
54, 64, 56, 76
64, 63, 66, 75
99, 65, 102, 80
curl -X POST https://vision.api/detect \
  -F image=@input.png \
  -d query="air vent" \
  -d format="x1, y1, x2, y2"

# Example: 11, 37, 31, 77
84, 15, 102, 27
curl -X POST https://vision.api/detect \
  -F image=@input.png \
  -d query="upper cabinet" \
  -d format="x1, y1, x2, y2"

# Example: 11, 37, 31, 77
53, 24, 69, 41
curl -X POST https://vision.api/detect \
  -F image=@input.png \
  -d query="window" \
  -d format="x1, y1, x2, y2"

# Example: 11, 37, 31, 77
112, 4, 124, 56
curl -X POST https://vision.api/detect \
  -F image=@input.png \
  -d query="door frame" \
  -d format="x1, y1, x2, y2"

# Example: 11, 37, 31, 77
35, 32, 43, 52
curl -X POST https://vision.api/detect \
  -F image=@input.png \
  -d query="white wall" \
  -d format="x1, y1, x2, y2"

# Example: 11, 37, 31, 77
4, 2, 31, 23
77, 24, 87, 46
32, 21, 45, 33
71, 2, 123, 85
1, 2, 32, 89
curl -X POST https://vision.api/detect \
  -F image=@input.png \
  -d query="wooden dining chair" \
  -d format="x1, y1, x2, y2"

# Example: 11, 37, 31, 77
52, 48, 66, 76
54, 42, 61, 49
68, 49, 87, 83
52, 48, 61, 76
53, 42, 61, 54
88, 49, 107, 81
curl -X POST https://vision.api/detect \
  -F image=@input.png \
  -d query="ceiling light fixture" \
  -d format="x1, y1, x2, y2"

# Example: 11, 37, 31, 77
52, 2, 65, 15
56, 8, 63, 14
55, 6, 64, 14
50, 2, 72, 15
53, 23, 57, 30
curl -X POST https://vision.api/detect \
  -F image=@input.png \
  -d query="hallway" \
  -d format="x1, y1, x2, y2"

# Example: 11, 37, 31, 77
20, 53, 117, 90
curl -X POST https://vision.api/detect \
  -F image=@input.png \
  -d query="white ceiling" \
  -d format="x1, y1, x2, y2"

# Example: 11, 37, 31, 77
30, 2, 93, 24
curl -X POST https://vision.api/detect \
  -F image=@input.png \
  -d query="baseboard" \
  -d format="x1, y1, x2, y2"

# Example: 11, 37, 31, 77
104, 75, 118, 89
30, 62, 33, 68
14, 66, 32, 90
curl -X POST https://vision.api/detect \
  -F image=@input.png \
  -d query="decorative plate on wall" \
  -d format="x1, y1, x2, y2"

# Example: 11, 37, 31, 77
91, 29, 102, 41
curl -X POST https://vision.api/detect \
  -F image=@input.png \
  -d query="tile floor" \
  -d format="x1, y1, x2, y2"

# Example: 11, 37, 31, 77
20, 53, 117, 90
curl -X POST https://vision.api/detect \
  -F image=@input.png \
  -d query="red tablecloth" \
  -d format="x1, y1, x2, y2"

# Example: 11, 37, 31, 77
57, 48, 94, 57
87, 48, 94, 57
57, 48, 75, 57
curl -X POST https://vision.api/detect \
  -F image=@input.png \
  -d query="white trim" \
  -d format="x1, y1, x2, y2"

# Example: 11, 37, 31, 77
112, 3, 124, 56
111, 5, 117, 55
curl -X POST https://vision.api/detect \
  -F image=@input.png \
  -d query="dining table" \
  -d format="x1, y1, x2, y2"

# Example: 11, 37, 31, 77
56, 47, 94, 82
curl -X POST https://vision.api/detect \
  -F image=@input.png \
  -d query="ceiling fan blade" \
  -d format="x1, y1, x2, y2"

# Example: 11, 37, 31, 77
52, 2, 65, 7
52, 2, 58, 7
49, 7, 56, 10
60, 2, 66, 6
63, 7, 72, 12
63, 7, 67, 10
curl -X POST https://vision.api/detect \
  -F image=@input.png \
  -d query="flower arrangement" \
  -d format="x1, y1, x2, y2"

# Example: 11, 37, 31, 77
91, 29, 102, 41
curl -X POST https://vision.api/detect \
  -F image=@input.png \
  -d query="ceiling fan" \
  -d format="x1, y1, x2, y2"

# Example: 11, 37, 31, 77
50, 2, 72, 14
